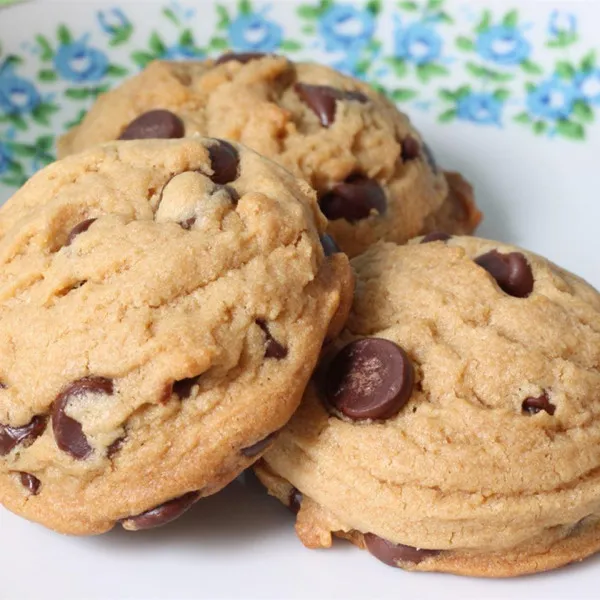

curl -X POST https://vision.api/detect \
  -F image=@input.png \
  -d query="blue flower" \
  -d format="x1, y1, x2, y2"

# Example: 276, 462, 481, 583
53, 37, 109, 83
575, 69, 600, 105
162, 45, 204, 60
394, 20, 442, 65
318, 4, 375, 53
97, 8, 130, 35
228, 9, 283, 53
548, 10, 577, 38
475, 25, 530, 66
527, 79, 578, 120
0, 143, 12, 175
0, 71, 40, 115
457, 92, 503, 125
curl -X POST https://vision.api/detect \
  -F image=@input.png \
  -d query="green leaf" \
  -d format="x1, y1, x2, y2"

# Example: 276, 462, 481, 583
533, 121, 547, 136
466, 61, 513, 82
502, 9, 518, 27
354, 59, 370, 76
366, 0, 382, 15
8, 114, 27, 131
390, 88, 418, 102
475, 9, 492, 33
106, 64, 128, 77
547, 30, 578, 49
57, 24, 73, 45
581, 50, 597, 73
38, 69, 58, 82
555, 119, 585, 140
4, 55, 23, 68
525, 82, 536, 93
148, 32, 166, 56
65, 88, 91, 100
386, 57, 407, 78
367, 39, 382, 53
437, 11, 453, 24
514, 112, 532, 124
493, 88, 510, 102
301, 24, 316, 34
398, 1, 418, 11
209, 36, 228, 51
109, 23, 134, 47
426, 0, 443, 10
131, 51, 155, 69
162, 7, 179, 26
216, 5, 231, 29
438, 108, 457, 123
416, 62, 448, 83
439, 89, 458, 101
8, 144, 37, 158
555, 60, 576, 80
319, 0, 333, 13
239, 0, 252, 15
37, 135, 54, 152
36, 35, 53, 61
297, 5, 320, 19
65, 108, 87, 129
1, 175, 27, 188
31, 102, 59, 126
280, 40, 302, 52
521, 59, 542, 75
179, 29, 195, 47
456, 35, 475, 51
572, 100, 594, 123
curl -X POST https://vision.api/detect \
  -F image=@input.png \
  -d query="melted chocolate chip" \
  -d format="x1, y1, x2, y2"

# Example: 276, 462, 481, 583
364, 533, 440, 566
0, 416, 47, 456
475, 250, 534, 298
324, 338, 414, 421
19, 472, 41, 496
173, 376, 200, 400
401, 135, 420, 162
522, 392, 556, 416
241, 430, 279, 458
119, 110, 185, 140
421, 231, 452, 244
52, 377, 114, 460
319, 176, 386, 222
295, 83, 368, 127
256, 319, 288, 360
180, 217, 196, 230
214, 52, 268, 66
289, 487, 303, 514
107, 436, 125, 459
320, 234, 341, 257
66, 218, 97, 246
208, 140, 239, 185
121, 491, 200, 531
422, 143, 438, 173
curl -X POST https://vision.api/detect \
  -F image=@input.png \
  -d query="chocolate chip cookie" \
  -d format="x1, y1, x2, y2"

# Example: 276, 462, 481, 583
0, 137, 353, 535
58, 55, 481, 257
255, 236, 600, 577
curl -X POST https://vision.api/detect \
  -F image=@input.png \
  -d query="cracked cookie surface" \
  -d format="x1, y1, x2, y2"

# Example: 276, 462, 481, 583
255, 236, 600, 576
0, 137, 353, 535
58, 55, 481, 257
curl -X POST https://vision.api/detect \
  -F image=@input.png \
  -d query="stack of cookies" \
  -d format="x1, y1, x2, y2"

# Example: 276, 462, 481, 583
1, 53, 599, 578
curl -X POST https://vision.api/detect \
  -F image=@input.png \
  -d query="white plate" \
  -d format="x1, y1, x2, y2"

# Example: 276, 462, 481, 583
1, 1, 599, 598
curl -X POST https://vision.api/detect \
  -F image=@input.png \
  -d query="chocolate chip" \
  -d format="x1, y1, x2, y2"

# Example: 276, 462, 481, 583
0, 382, 6, 389
121, 491, 200, 531
107, 436, 125, 459
208, 140, 239, 185
119, 110, 185, 141
319, 176, 386, 222
421, 232, 452, 244
180, 217, 196, 230
214, 52, 268, 66
173, 376, 200, 400
475, 250, 534, 298
0, 416, 47, 456
66, 218, 97, 246
19, 472, 41, 496
241, 430, 279, 458
401, 135, 420, 162
288, 487, 303, 514
324, 338, 414, 421
422, 143, 438, 173
52, 376, 114, 460
522, 392, 556, 416
295, 83, 368, 127
256, 319, 288, 360
364, 533, 440, 566
320, 234, 341, 257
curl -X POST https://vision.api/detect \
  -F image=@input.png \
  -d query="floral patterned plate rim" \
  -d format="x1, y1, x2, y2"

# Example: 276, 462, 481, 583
1, 2, 600, 599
